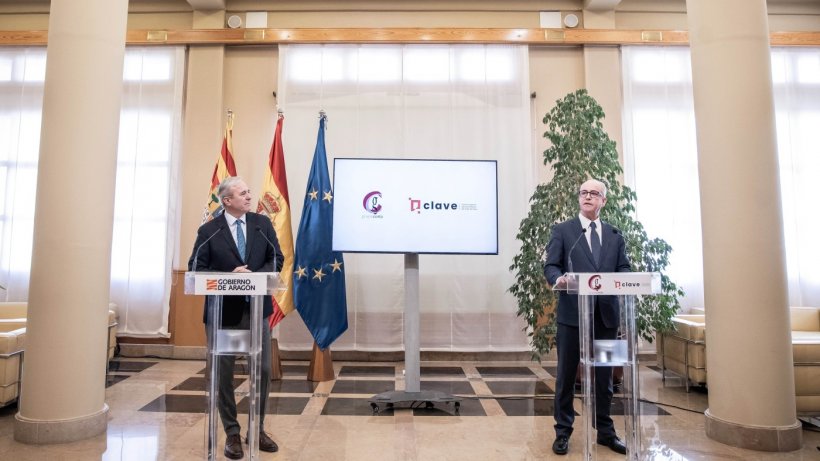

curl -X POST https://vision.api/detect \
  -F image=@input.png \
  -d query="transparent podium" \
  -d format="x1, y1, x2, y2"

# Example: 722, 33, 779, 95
562, 272, 661, 460
185, 272, 283, 461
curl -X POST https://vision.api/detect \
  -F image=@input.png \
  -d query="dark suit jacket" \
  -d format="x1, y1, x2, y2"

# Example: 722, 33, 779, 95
544, 217, 631, 329
188, 212, 284, 326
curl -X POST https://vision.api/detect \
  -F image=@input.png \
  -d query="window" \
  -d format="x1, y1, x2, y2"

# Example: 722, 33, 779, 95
622, 46, 820, 308
0, 46, 185, 337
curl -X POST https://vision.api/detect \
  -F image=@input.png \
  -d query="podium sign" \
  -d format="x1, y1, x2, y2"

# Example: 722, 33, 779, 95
185, 272, 279, 296
573, 272, 660, 296
184, 272, 283, 461
565, 272, 661, 461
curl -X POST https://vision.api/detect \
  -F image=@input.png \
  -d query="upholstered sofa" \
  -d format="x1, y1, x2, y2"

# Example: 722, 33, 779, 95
791, 307, 820, 413
0, 323, 24, 407
657, 314, 706, 392
658, 306, 820, 414
0, 302, 118, 407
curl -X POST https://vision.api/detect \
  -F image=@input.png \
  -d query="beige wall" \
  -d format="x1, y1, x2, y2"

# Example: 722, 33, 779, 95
223, 45, 280, 222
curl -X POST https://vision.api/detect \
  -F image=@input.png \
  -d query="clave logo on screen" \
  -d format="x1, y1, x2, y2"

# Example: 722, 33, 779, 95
408, 197, 478, 214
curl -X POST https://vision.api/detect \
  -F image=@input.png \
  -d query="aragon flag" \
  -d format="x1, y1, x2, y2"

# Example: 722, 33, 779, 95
202, 111, 238, 223
256, 112, 295, 329
293, 113, 348, 350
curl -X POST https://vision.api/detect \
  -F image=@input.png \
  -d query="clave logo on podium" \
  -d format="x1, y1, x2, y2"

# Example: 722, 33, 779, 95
588, 274, 602, 291
577, 273, 659, 295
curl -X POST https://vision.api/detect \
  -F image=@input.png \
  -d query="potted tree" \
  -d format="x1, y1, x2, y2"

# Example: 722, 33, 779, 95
509, 89, 684, 359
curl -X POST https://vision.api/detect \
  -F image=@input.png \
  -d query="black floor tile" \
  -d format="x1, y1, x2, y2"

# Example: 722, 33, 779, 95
268, 379, 319, 393
485, 380, 553, 395
420, 366, 465, 377
322, 398, 394, 416
196, 362, 251, 375
496, 397, 565, 416
172, 376, 245, 391
331, 380, 395, 395
108, 360, 157, 372
338, 366, 395, 377
105, 374, 131, 387
141, 394, 208, 413
476, 366, 535, 377
237, 396, 310, 415
282, 364, 309, 376
412, 397, 485, 416
610, 399, 670, 416
419, 380, 475, 395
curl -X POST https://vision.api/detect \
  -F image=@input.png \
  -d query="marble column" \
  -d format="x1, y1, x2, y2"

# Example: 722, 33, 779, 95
14, 0, 128, 444
686, 0, 801, 451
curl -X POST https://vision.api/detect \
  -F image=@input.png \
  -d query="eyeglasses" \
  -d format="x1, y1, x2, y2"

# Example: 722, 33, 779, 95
578, 190, 603, 198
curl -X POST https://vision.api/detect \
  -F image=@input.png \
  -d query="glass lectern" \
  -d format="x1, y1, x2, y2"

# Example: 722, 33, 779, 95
561, 272, 661, 460
185, 272, 283, 461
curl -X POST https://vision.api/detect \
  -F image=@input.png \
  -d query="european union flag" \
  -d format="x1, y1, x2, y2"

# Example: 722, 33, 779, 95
294, 113, 348, 349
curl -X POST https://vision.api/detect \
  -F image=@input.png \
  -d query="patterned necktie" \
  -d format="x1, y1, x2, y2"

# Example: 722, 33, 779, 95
236, 219, 246, 262
589, 221, 601, 265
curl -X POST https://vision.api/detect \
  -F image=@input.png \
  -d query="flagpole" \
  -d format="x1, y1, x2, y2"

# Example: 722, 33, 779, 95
308, 109, 334, 380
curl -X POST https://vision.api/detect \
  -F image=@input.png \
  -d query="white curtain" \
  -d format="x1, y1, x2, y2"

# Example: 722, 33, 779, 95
0, 47, 46, 301
277, 44, 533, 351
110, 47, 185, 337
771, 48, 820, 307
0, 46, 185, 337
621, 46, 704, 310
622, 45, 820, 310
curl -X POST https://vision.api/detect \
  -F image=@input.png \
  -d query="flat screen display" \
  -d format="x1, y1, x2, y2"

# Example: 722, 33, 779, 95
332, 158, 498, 254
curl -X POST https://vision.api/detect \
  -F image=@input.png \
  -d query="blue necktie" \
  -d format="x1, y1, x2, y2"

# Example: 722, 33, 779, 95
236, 219, 246, 262
589, 221, 601, 265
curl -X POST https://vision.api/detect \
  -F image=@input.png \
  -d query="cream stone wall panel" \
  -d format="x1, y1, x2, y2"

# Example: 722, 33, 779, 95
0, 14, 48, 29
127, 12, 193, 29
263, 11, 542, 28
222, 46, 279, 197
528, 46, 585, 185
615, 12, 689, 30
768, 15, 820, 32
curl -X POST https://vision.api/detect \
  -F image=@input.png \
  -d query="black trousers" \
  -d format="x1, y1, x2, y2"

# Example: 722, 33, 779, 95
206, 309, 272, 437
553, 311, 617, 439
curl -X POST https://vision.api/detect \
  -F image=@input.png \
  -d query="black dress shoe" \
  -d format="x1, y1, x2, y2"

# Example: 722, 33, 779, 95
257, 431, 279, 453
224, 433, 244, 460
597, 435, 627, 455
552, 435, 569, 455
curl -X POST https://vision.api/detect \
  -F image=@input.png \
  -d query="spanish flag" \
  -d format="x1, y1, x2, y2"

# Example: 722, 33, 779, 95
202, 111, 238, 223
257, 113, 295, 328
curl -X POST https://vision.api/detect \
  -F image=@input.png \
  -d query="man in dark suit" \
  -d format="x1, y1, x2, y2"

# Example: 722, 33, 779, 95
544, 178, 631, 456
188, 176, 284, 460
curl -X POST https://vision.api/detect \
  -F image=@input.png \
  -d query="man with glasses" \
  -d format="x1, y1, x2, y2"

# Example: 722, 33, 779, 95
544, 178, 631, 456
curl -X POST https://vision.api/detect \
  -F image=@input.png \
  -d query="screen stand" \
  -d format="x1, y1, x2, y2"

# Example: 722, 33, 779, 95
369, 253, 461, 414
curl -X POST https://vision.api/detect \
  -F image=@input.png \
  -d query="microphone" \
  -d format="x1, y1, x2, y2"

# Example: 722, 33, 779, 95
190, 226, 224, 272
256, 226, 282, 272
566, 227, 587, 275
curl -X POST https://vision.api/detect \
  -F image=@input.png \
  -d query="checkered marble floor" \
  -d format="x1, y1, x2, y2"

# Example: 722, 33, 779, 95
0, 358, 817, 460
117, 360, 672, 419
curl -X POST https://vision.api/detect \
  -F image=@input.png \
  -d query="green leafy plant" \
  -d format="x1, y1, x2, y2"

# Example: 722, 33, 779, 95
509, 89, 684, 358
